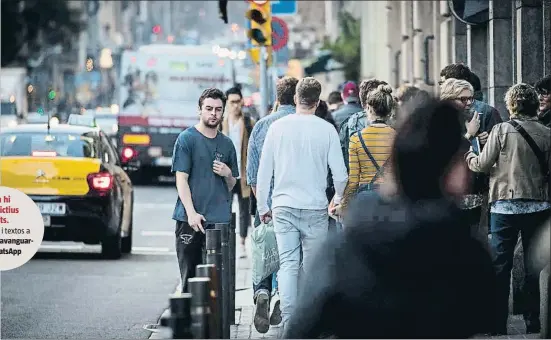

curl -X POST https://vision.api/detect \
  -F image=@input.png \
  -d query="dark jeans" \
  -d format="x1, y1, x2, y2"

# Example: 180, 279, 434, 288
490, 209, 549, 332
234, 183, 251, 239
252, 210, 274, 302
175, 220, 216, 293
462, 206, 482, 238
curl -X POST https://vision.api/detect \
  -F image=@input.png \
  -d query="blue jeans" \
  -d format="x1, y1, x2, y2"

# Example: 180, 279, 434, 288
489, 209, 549, 332
252, 210, 278, 302
272, 206, 329, 324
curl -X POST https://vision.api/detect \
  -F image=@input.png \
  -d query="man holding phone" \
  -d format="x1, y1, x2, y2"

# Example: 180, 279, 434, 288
171, 88, 239, 293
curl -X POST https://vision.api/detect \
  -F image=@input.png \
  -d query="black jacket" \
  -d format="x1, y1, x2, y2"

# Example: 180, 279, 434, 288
539, 109, 551, 128
284, 192, 497, 339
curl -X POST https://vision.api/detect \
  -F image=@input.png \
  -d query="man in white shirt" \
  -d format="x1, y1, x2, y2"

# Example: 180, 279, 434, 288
256, 77, 348, 332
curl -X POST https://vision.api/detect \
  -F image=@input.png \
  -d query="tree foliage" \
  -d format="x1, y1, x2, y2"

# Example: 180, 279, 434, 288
1, 0, 83, 67
323, 12, 361, 82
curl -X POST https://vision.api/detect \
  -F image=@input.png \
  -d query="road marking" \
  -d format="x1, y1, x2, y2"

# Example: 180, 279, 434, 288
40, 244, 83, 250
133, 250, 176, 256
38, 244, 175, 255
132, 246, 172, 252
134, 203, 175, 209
141, 231, 174, 237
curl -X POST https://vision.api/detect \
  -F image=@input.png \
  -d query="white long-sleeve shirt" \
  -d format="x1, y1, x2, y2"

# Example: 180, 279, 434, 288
256, 114, 348, 216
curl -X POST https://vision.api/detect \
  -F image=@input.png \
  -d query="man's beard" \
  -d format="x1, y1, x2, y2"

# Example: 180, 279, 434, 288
202, 117, 220, 128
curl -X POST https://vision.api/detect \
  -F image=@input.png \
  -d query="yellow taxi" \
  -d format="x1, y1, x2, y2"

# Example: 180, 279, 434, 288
0, 120, 135, 259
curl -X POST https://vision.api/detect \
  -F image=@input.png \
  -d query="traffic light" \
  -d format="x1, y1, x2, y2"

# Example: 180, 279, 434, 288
218, 0, 228, 24
48, 89, 56, 101
152, 25, 161, 34
245, 1, 272, 46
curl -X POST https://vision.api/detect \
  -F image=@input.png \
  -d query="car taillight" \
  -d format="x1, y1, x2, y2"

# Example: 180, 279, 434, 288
121, 146, 136, 162
87, 172, 113, 194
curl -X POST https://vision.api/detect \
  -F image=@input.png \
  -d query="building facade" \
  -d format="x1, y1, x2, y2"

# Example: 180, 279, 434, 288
361, 0, 551, 117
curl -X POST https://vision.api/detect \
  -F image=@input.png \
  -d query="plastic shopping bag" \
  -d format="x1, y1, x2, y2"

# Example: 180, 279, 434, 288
251, 220, 280, 285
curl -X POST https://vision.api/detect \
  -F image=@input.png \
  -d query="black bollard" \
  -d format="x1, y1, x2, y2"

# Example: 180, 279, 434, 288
216, 223, 231, 339
189, 277, 211, 339
169, 292, 193, 339
206, 229, 223, 338
197, 264, 220, 339
229, 212, 236, 325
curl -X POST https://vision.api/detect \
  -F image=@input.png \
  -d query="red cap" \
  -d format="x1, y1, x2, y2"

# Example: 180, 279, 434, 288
342, 81, 359, 101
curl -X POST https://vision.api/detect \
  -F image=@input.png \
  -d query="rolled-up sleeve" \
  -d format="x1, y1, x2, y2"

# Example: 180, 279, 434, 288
246, 123, 261, 186
256, 127, 275, 216
466, 124, 501, 173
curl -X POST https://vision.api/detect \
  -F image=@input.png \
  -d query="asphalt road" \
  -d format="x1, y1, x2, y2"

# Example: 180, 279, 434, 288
1, 183, 180, 339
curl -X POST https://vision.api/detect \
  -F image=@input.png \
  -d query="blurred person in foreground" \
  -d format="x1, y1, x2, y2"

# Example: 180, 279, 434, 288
284, 97, 497, 339
246, 76, 299, 333
391, 85, 431, 128
465, 83, 551, 335
535, 75, 551, 127
256, 77, 348, 336
327, 91, 343, 113
331, 81, 363, 128
440, 78, 489, 241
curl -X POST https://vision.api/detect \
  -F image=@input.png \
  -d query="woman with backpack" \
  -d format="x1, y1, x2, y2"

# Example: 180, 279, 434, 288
332, 84, 397, 219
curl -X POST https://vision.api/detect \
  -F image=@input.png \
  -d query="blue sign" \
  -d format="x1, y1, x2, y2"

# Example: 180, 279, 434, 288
271, 0, 297, 15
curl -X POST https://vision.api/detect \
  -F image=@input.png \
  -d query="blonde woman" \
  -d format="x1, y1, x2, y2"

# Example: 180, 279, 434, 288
465, 83, 551, 335
439, 78, 492, 240
335, 84, 397, 215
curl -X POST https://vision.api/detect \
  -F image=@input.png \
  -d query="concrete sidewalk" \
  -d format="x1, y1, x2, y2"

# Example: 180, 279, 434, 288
231, 239, 281, 339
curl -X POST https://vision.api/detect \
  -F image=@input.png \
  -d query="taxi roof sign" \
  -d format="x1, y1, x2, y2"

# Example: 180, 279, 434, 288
67, 114, 97, 127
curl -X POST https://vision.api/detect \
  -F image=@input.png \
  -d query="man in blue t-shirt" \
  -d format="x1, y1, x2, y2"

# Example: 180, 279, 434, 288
171, 88, 239, 293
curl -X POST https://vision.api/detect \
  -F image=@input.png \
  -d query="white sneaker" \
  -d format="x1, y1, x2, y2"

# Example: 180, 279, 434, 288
239, 244, 247, 258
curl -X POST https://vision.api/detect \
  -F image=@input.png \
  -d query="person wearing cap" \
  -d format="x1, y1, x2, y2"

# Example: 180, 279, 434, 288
331, 81, 363, 128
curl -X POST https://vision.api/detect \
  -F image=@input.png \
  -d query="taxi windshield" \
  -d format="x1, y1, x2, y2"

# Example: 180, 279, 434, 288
0, 131, 99, 158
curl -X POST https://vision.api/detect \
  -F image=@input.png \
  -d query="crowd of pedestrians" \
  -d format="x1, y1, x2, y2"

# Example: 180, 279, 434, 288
170, 65, 551, 338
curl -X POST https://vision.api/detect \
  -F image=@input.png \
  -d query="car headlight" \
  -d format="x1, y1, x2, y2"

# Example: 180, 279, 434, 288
49, 117, 59, 126
7, 120, 18, 127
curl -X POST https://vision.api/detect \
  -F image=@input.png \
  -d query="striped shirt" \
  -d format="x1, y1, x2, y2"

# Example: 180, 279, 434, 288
342, 124, 395, 208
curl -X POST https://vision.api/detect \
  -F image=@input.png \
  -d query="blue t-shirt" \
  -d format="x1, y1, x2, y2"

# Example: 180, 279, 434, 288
171, 126, 239, 224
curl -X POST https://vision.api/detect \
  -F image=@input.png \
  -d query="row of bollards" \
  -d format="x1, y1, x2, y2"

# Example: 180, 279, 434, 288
161, 213, 237, 339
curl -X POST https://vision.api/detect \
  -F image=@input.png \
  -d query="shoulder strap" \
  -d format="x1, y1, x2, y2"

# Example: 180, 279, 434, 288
507, 120, 549, 181
357, 130, 378, 170
358, 130, 390, 184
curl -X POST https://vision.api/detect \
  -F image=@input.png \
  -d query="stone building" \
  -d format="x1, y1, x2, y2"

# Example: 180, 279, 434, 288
360, 0, 551, 117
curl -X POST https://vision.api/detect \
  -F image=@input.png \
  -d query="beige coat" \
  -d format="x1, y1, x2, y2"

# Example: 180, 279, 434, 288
222, 115, 255, 198
466, 118, 551, 203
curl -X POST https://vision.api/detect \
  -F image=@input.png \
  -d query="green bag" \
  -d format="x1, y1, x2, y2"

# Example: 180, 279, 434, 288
251, 220, 280, 285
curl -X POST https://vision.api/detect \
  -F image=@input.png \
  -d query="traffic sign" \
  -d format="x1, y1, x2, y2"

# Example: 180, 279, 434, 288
271, 16, 289, 52
271, 0, 297, 16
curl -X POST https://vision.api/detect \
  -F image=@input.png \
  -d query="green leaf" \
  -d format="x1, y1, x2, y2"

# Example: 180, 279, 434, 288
324, 12, 361, 82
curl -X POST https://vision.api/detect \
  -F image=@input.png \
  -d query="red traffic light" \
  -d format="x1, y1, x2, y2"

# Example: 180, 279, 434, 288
152, 25, 161, 34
